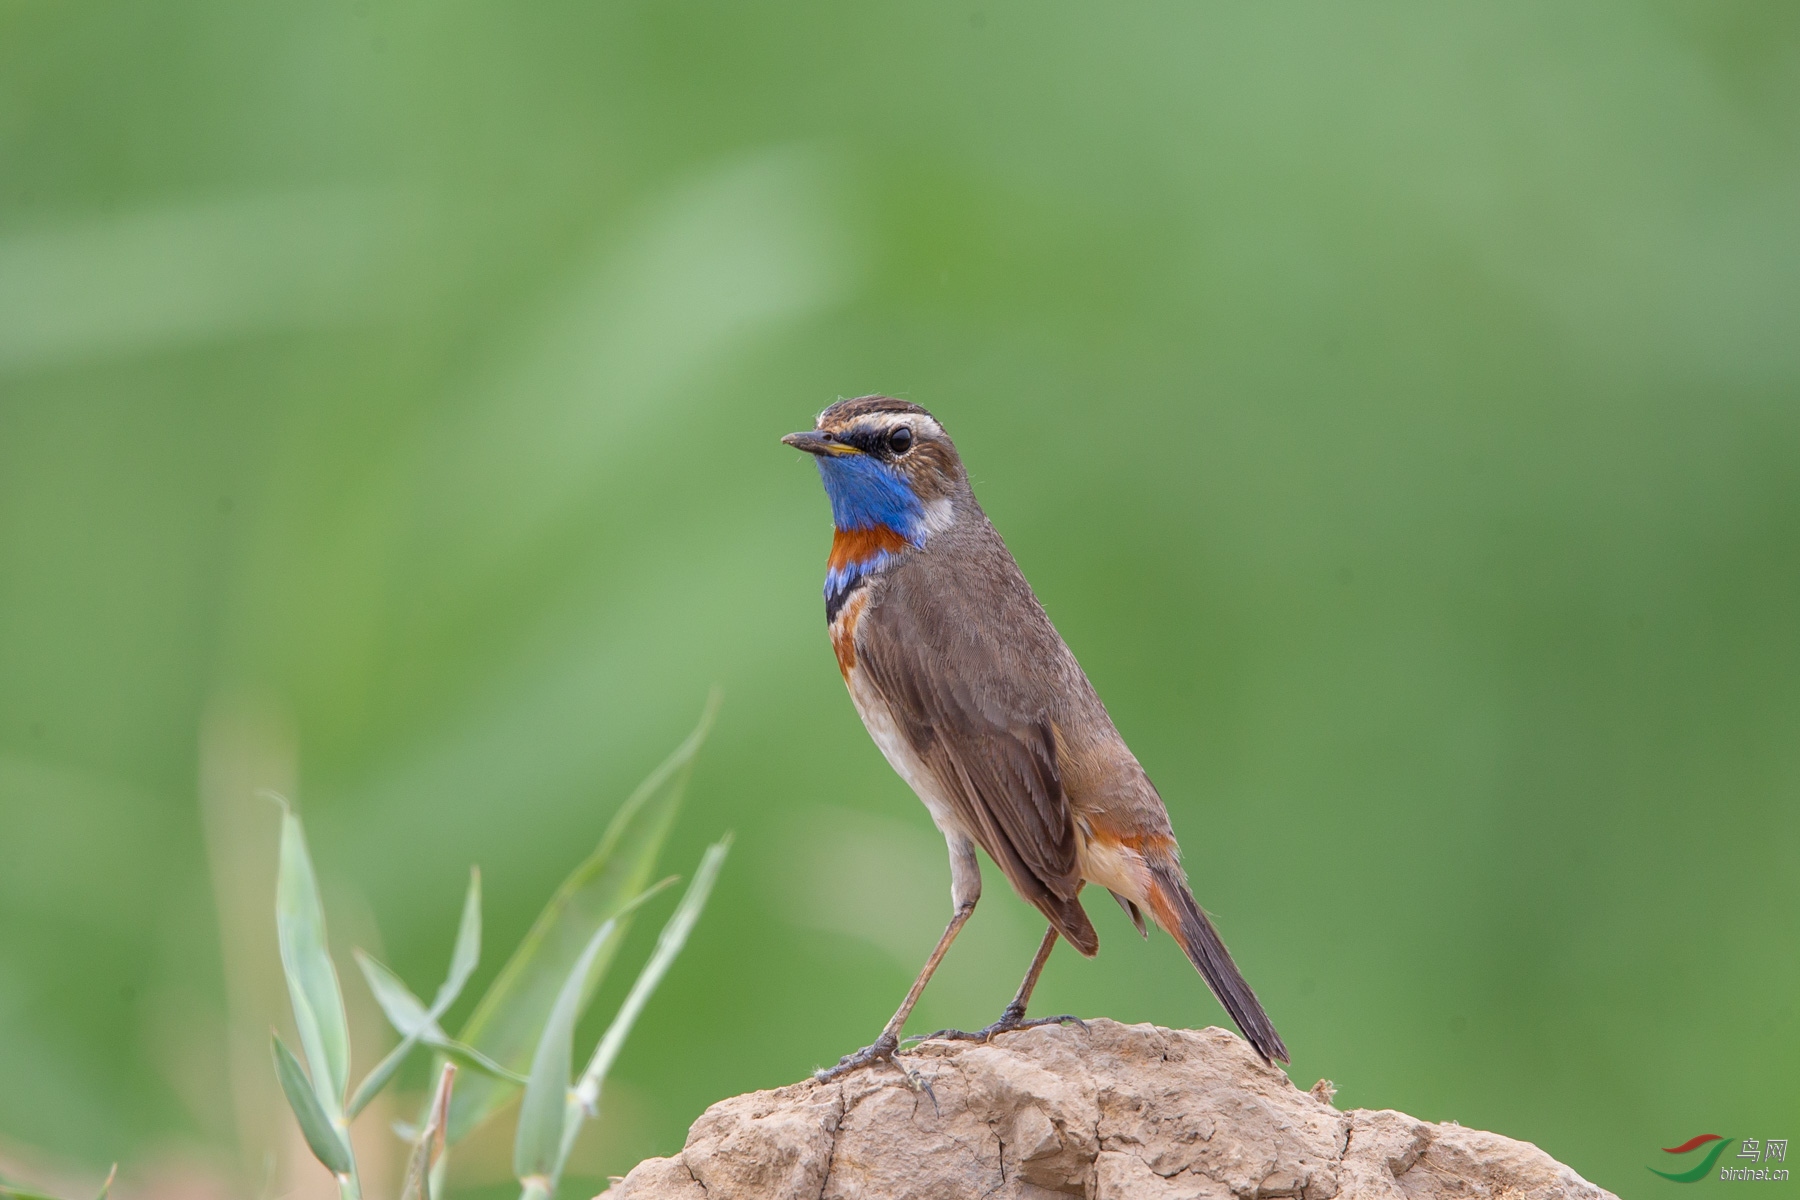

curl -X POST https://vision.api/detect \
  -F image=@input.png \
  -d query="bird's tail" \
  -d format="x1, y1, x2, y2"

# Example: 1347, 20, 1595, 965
1142, 858, 1288, 1065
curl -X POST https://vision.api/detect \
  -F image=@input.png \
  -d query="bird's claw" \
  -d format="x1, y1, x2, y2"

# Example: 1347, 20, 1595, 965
922, 1012, 1087, 1043
814, 1033, 901, 1083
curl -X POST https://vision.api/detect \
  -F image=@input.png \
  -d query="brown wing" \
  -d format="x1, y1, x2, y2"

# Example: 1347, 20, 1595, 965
856, 541, 1099, 955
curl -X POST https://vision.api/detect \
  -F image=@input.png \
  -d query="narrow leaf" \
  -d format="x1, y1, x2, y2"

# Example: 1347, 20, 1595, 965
449, 691, 719, 1142
513, 921, 614, 1186
352, 869, 489, 1117
94, 1166, 117, 1200
348, 1030, 422, 1118
430, 1035, 530, 1085
574, 838, 730, 1121
442, 876, 676, 1093
432, 867, 482, 1016
273, 797, 352, 1114
356, 949, 436, 1038
272, 1032, 353, 1177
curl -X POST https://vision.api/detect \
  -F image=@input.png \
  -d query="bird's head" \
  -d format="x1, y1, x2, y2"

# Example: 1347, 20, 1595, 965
782, 396, 965, 541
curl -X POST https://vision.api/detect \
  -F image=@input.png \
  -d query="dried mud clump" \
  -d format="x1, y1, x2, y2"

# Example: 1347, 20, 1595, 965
602, 1018, 1615, 1200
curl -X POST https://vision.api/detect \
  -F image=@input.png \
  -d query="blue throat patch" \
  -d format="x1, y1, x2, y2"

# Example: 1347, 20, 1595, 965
816, 453, 925, 537
817, 455, 926, 622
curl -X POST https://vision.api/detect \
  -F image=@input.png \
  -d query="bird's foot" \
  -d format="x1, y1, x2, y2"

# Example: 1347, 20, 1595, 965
814, 1032, 902, 1083
921, 1009, 1087, 1044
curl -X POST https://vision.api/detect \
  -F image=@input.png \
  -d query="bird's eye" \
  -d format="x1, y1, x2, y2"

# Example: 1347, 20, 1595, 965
887, 426, 913, 455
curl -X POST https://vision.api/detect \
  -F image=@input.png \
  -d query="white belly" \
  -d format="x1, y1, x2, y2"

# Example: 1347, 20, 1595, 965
843, 661, 970, 843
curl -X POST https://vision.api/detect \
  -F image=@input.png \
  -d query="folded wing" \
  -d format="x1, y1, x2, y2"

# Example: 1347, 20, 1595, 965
857, 574, 1099, 955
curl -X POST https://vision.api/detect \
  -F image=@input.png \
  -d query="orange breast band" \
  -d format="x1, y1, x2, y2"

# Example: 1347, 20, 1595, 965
828, 524, 911, 573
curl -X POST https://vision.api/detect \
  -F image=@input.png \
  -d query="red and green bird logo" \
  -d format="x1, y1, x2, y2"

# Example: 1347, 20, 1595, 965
1652, 1134, 1734, 1182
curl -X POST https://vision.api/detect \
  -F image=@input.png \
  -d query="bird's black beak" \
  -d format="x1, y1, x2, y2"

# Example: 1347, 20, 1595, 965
781, 430, 850, 457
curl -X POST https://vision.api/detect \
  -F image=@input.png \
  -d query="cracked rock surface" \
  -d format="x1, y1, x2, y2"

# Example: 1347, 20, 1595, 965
600, 1019, 1615, 1200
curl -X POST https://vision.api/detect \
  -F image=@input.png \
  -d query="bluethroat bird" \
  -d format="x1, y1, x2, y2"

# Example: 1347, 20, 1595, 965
784, 397, 1288, 1080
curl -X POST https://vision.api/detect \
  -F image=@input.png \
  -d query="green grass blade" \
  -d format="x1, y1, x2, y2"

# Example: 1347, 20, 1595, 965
572, 837, 730, 1122
350, 865, 483, 1115
352, 909, 495, 1116
356, 948, 437, 1038
512, 921, 614, 1191
432, 867, 482, 1016
428, 1035, 529, 1085
436, 879, 668, 1096
347, 1029, 422, 1118
273, 797, 352, 1115
272, 1032, 354, 1177
448, 691, 718, 1141
93, 1166, 116, 1200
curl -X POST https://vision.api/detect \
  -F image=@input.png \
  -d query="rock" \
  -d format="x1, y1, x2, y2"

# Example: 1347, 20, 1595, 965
601, 1019, 1615, 1200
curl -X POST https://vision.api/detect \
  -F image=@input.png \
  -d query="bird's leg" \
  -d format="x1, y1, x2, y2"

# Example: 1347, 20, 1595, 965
925, 924, 1086, 1043
996, 923, 1065, 1026
817, 835, 982, 1081
815, 900, 975, 1082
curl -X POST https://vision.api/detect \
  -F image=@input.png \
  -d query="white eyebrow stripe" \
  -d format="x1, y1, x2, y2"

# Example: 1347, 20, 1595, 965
852, 412, 943, 438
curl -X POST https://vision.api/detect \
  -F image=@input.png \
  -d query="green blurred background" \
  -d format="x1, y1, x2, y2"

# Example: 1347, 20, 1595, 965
2, 2, 1797, 1196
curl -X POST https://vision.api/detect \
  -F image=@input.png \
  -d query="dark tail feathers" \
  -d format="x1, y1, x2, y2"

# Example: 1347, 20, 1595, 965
1146, 861, 1288, 1064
